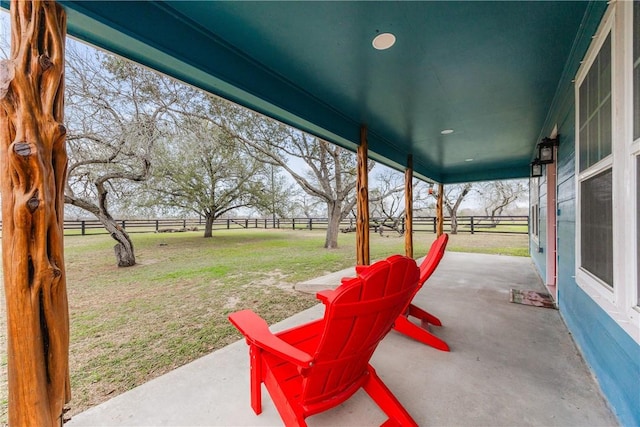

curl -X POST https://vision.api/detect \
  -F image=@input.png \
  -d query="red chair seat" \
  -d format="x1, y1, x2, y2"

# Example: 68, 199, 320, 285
229, 255, 421, 426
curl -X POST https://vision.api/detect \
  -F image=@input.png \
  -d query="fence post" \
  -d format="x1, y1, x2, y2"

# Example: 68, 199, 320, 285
292, 218, 296, 230
122, 220, 126, 229
245, 219, 248, 228
183, 219, 186, 228
401, 217, 405, 234
433, 217, 437, 233
155, 220, 159, 232
470, 216, 475, 234
227, 219, 230, 229
81, 220, 85, 236
309, 218, 312, 230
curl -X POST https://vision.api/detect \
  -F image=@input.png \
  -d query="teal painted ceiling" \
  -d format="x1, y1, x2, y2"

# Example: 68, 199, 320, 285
2, 1, 606, 183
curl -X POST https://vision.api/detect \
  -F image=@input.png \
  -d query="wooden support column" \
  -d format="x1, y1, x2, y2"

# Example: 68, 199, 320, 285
404, 155, 413, 258
1, 1, 71, 425
356, 126, 370, 266
436, 183, 444, 236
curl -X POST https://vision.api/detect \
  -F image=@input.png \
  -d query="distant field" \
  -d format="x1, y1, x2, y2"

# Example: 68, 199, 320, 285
0, 229, 528, 423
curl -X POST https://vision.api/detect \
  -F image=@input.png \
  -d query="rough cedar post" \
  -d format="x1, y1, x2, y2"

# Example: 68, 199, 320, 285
436, 183, 444, 237
404, 155, 413, 258
356, 125, 370, 266
0, 1, 71, 425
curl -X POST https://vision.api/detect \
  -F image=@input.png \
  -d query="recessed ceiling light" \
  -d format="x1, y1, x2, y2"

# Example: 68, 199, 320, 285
372, 33, 396, 50
440, 129, 454, 135
465, 158, 474, 162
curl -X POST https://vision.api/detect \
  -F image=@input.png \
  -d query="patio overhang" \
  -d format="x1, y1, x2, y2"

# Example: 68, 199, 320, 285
0, 0, 606, 183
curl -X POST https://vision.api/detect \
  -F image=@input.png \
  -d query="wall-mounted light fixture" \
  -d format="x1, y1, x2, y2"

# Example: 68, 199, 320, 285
537, 136, 559, 164
530, 159, 543, 177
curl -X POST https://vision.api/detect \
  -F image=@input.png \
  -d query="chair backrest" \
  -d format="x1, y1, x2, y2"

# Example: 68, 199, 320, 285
301, 255, 420, 405
418, 233, 449, 285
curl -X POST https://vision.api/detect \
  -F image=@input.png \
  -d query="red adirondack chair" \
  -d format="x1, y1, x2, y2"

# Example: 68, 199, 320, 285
228, 255, 421, 427
392, 233, 450, 351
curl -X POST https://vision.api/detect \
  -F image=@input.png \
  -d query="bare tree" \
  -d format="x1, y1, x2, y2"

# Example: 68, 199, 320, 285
290, 192, 325, 219
431, 183, 475, 234
64, 46, 176, 266
369, 171, 406, 235
369, 171, 434, 235
478, 180, 528, 223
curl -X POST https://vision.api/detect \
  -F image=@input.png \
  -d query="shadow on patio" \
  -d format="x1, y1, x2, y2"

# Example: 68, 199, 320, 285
67, 252, 617, 426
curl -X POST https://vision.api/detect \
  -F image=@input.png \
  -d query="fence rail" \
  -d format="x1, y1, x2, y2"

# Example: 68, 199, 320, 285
0, 215, 528, 236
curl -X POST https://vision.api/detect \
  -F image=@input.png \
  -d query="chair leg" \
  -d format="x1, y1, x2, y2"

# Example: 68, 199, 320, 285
393, 315, 450, 352
363, 366, 418, 427
407, 303, 442, 326
249, 345, 262, 415
263, 370, 308, 427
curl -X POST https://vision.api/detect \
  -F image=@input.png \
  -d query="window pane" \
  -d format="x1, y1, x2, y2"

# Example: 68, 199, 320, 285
579, 126, 589, 171
599, 96, 612, 158
634, 1, 640, 140
599, 35, 611, 101
579, 34, 612, 171
580, 76, 589, 128
581, 169, 613, 287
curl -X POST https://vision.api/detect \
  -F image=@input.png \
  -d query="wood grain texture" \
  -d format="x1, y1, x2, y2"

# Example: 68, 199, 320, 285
436, 183, 444, 237
0, 1, 70, 425
356, 126, 370, 266
404, 155, 413, 258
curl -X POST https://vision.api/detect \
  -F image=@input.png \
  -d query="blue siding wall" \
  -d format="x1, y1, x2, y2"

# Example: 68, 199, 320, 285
539, 57, 640, 425
556, 113, 640, 427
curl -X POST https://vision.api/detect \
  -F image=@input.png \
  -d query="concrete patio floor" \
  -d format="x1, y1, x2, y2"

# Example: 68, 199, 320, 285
67, 252, 618, 426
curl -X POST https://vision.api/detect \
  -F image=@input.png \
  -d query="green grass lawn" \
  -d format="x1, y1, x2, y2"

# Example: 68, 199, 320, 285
0, 229, 528, 422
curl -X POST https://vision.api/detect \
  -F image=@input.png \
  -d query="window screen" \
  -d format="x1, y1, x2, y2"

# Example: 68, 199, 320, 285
581, 169, 613, 287
579, 34, 612, 171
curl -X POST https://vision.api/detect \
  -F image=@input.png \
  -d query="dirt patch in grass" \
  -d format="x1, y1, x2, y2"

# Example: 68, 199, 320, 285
0, 229, 528, 424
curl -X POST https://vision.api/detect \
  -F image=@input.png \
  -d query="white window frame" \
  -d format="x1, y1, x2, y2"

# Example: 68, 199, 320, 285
629, 0, 640, 314
530, 177, 540, 246
574, 1, 639, 344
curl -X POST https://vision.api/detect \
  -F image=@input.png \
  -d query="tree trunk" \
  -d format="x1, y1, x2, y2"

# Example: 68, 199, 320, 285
450, 211, 459, 234
204, 214, 214, 238
436, 183, 444, 236
101, 218, 136, 267
0, 2, 71, 425
325, 202, 342, 249
404, 156, 413, 258
355, 126, 370, 265
65, 195, 137, 267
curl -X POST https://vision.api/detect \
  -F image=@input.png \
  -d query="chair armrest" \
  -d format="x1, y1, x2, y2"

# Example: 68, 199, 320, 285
228, 310, 313, 368
316, 289, 335, 303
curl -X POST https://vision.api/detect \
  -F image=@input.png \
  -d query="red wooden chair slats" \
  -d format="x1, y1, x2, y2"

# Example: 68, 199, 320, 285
229, 255, 420, 426
392, 233, 450, 351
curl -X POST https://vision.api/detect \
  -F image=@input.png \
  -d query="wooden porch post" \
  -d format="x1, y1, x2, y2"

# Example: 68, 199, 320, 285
0, 1, 71, 425
436, 183, 444, 236
404, 155, 413, 258
356, 125, 370, 266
